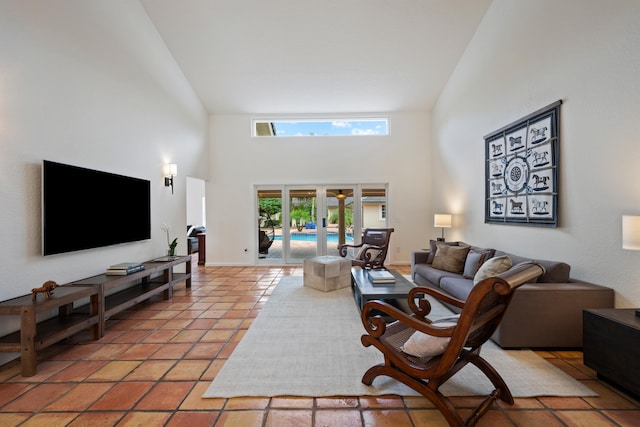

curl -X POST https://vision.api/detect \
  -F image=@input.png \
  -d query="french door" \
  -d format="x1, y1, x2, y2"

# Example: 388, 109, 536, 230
257, 184, 388, 265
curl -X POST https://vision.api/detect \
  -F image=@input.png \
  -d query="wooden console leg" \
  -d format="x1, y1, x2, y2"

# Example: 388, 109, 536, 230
163, 269, 172, 299
90, 293, 102, 339
20, 307, 37, 377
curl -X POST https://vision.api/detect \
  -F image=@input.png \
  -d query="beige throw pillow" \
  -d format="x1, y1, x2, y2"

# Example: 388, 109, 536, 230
427, 240, 460, 264
431, 243, 470, 274
473, 255, 512, 285
401, 321, 458, 358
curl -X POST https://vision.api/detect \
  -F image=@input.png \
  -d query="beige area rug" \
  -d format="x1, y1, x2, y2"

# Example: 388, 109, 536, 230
203, 276, 596, 398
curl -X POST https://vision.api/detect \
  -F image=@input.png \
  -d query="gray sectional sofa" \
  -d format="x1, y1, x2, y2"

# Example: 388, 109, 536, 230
410, 241, 614, 348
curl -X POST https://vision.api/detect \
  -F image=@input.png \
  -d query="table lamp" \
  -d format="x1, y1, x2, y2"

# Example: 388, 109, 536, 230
434, 214, 452, 242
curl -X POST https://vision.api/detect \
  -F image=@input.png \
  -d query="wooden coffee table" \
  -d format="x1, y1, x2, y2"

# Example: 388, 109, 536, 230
350, 267, 416, 310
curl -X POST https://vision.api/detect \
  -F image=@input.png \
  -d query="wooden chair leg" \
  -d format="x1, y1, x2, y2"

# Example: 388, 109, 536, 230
362, 365, 466, 427
469, 354, 514, 404
465, 389, 500, 427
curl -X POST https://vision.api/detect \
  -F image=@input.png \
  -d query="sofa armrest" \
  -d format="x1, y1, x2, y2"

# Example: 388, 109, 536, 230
411, 250, 430, 280
493, 279, 614, 348
411, 250, 430, 264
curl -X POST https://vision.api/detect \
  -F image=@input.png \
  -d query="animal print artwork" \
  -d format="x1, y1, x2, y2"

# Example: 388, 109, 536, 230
484, 101, 560, 227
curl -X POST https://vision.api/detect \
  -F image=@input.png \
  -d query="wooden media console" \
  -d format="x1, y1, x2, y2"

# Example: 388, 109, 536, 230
0, 255, 191, 376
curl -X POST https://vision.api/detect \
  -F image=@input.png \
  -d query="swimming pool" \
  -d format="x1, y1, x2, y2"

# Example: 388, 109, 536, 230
275, 233, 353, 243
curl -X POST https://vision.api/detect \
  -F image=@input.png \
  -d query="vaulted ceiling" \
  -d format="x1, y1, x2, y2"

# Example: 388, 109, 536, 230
141, 0, 491, 115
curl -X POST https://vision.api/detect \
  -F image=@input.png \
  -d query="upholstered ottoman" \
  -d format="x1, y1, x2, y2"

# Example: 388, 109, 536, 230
303, 256, 352, 292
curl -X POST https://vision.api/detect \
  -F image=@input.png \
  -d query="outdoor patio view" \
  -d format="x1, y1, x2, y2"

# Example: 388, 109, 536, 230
257, 187, 387, 263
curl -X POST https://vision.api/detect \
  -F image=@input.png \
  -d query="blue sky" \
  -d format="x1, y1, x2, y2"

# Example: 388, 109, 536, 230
272, 119, 388, 136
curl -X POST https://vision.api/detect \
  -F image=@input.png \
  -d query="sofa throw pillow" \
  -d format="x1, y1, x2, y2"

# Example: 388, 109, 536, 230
431, 243, 470, 274
473, 255, 512, 285
427, 240, 460, 264
401, 321, 458, 358
462, 250, 489, 279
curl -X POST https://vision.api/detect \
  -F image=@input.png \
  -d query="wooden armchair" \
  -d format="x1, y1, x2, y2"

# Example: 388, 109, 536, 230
360, 262, 545, 427
338, 228, 394, 269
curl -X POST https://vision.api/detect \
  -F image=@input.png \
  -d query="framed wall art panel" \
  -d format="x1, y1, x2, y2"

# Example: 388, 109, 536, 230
484, 100, 561, 227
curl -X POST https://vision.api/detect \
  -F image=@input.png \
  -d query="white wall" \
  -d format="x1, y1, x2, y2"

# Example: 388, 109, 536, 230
206, 112, 432, 265
433, 0, 640, 307
0, 0, 207, 312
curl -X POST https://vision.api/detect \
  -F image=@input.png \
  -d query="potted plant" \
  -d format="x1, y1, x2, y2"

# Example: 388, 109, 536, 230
162, 224, 178, 256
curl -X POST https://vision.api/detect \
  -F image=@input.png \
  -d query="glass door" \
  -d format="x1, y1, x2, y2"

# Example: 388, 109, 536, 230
257, 184, 388, 264
324, 188, 356, 257
287, 188, 318, 262
257, 188, 283, 263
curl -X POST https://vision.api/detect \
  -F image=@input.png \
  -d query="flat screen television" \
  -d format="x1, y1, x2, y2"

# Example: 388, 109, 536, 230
42, 160, 151, 256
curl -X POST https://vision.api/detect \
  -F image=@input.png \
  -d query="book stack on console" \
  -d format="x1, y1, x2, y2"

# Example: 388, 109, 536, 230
106, 262, 145, 276
367, 268, 396, 285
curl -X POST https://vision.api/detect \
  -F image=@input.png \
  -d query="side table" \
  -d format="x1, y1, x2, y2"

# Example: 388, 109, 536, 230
583, 308, 640, 398
197, 233, 206, 265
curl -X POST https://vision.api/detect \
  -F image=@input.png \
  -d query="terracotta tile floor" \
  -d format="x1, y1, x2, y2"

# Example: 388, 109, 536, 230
1, 263, 639, 426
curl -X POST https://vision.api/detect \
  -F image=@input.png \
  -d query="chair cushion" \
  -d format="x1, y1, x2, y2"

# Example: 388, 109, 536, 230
473, 255, 512, 285
355, 244, 381, 261
432, 243, 470, 274
401, 319, 458, 357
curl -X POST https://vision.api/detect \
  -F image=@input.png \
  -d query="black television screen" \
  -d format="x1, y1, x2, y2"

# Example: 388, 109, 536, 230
43, 160, 151, 256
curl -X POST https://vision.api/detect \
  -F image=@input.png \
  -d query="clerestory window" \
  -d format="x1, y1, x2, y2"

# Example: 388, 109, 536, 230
252, 118, 389, 137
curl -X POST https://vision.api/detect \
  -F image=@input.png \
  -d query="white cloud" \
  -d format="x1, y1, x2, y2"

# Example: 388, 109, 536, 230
351, 128, 378, 135
332, 121, 352, 128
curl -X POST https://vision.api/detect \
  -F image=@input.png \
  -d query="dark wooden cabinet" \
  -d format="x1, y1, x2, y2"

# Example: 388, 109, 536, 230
583, 308, 640, 398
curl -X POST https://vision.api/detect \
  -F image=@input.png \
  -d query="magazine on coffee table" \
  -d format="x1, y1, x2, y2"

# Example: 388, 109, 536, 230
367, 269, 396, 284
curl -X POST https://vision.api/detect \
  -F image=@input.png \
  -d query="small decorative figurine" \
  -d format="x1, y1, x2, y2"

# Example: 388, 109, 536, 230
31, 280, 58, 301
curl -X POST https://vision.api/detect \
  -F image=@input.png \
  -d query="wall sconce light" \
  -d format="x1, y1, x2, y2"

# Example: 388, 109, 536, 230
434, 214, 452, 242
164, 163, 177, 194
622, 215, 640, 316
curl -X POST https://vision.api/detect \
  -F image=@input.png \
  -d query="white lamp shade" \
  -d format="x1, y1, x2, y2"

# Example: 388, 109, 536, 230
434, 214, 452, 228
164, 163, 177, 176
622, 215, 640, 250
